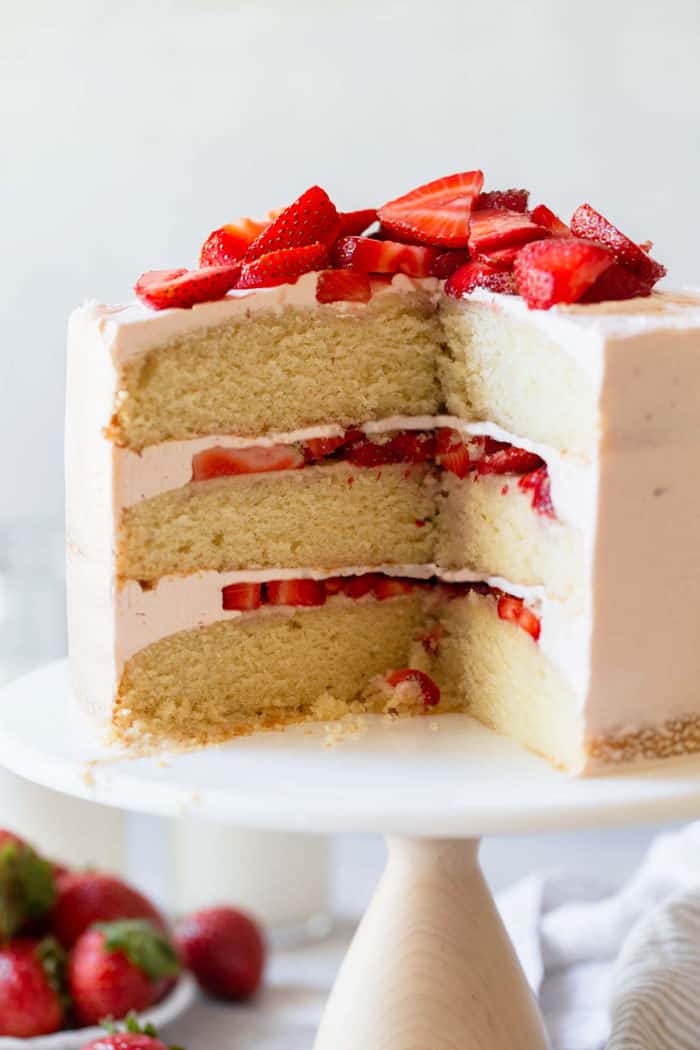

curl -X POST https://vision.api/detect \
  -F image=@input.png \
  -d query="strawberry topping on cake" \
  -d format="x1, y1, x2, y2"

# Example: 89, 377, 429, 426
476, 188, 530, 213
333, 236, 440, 277
530, 204, 571, 238
244, 186, 340, 257
337, 209, 378, 237
199, 219, 269, 266
134, 267, 242, 310
377, 171, 484, 247
445, 261, 518, 297
570, 204, 666, 282
316, 270, 372, 304
237, 243, 329, 290
513, 239, 613, 310
468, 209, 548, 255
134, 171, 666, 310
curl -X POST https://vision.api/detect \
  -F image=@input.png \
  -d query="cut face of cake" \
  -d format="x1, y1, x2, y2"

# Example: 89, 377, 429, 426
66, 173, 700, 773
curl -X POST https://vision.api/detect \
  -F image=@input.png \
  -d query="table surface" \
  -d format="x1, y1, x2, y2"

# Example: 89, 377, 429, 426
159, 923, 353, 1050
2, 659, 700, 837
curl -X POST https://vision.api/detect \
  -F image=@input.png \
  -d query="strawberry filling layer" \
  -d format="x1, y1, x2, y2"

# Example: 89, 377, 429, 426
221, 574, 541, 642
191, 429, 555, 517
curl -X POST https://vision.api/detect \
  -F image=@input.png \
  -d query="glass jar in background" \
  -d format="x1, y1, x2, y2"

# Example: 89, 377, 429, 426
0, 517, 333, 930
0, 516, 127, 872
0, 517, 67, 685
170, 820, 331, 945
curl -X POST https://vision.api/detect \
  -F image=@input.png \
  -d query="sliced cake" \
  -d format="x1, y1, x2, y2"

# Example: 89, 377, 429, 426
66, 172, 700, 772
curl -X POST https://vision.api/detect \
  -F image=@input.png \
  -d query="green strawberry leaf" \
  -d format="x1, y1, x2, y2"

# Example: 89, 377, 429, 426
0, 841, 56, 941
106, 1010, 184, 1049
14, 846, 56, 919
37, 935, 70, 1008
98, 919, 181, 981
0, 843, 26, 941
125, 1013, 158, 1036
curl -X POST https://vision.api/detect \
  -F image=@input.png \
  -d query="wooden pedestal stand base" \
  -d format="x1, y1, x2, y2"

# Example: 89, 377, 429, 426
314, 837, 547, 1050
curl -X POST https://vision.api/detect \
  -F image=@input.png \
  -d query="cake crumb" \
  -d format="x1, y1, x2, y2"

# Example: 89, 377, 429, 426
322, 714, 368, 748
311, 692, 350, 722
81, 761, 96, 788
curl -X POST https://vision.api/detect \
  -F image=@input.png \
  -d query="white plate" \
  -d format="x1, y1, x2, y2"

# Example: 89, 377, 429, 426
0, 973, 198, 1050
2, 660, 700, 836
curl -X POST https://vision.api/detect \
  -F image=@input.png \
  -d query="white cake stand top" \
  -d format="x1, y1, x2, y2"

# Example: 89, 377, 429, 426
1, 659, 699, 836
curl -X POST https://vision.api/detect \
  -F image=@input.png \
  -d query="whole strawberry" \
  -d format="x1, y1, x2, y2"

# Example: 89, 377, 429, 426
82, 1035, 168, 1050
81, 1014, 173, 1050
69, 919, 181, 1026
176, 906, 265, 1000
0, 829, 57, 942
0, 936, 66, 1036
52, 871, 166, 948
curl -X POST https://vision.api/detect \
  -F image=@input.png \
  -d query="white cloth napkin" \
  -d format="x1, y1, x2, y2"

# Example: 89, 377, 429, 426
498, 821, 700, 1049
166, 822, 700, 1049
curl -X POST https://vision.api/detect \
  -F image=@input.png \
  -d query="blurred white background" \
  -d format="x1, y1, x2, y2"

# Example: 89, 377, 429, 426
0, 0, 698, 917
2, 0, 699, 522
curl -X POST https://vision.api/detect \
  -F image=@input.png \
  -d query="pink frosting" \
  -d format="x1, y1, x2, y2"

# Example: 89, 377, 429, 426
65, 282, 700, 754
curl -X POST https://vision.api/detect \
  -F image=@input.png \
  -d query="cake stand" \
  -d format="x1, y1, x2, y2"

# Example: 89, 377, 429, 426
3, 660, 700, 1050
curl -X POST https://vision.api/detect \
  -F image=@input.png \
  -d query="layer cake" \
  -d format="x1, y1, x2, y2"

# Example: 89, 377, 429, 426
66, 173, 700, 772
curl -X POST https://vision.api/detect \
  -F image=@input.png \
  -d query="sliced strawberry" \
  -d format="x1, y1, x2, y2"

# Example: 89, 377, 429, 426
237, 242, 329, 290
199, 219, 269, 266
570, 204, 666, 282
377, 171, 484, 248
266, 578, 326, 607
333, 236, 440, 277
192, 444, 304, 480
342, 574, 383, 600
442, 580, 492, 602
222, 582, 262, 611
530, 204, 570, 238
134, 266, 242, 310
303, 434, 349, 462
343, 436, 393, 468
385, 669, 441, 708
386, 430, 435, 463
373, 577, 416, 601
337, 209, 378, 237
428, 249, 471, 279
478, 445, 544, 476
323, 577, 346, 595
579, 262, 657, 303
468, 209, 548, 254
476, 188, 529, 213
434, 428, 472, 478
316, 270, 372, 304
518, 466, 555, 517
245, 186, 340, 259
514, 238, 613, 310
343, 427, 365, 443
444, 260, 518, 298
345, 430, 433, 467
474, 246, 521, 269
497, 595, 541, 642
